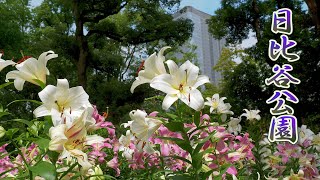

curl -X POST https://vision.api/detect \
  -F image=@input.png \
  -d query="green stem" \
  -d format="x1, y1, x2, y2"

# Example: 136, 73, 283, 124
58, 162, 78, 180
33, 150, 48, 166
12, 140, 33, 180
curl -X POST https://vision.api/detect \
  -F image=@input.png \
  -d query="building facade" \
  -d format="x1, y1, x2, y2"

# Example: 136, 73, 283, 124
173, 6, 225, 85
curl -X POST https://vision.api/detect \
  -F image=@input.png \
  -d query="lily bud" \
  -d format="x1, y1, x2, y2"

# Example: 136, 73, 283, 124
0, 126, 6, 138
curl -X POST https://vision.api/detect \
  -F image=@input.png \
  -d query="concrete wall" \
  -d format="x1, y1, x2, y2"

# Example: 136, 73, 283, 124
173, 6, 225, 85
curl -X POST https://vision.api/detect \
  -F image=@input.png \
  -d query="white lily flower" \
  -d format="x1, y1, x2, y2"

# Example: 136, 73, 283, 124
150, 60, 210, 111
312, 133, 320, 151
232, 175, 238, 180
121, 121, 133, 128
33, 79, 91, 127
283, 169, 304, 180
135, 140, 157, 154
0, 53, 16, 71
49, 109, 104, 170
204, 94, 233, 121
259, 134, 272, 146
129, 109, 162, 153
204, 94, 226, 113
241, 109, 261, 121
298, 125, 314, 144
227, 117, 242, 135
5, 51, 57, 91
119, 130, 134, 149
130, 110, 162, 141
88, 165, 104, 180
119, 130, 135, 159
130, 46, 170, 93
218, 103, 234, 121
122, 148, 134, 160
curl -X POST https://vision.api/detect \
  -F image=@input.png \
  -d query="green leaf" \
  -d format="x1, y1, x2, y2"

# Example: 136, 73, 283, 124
35, 138, 50, 150
27, 121, 41, 136
194, 111, 201, 127
214, 164, 232, 180
0, 112, 10, 119
187, 125, 213, 137
32, 79, 46, 89
48, 150, 60, 164
158, 137, 193, 154
44, 116, 53, 134
192, 132, 216, 156
9, 119, 33, 127
84, 175, 117, 180
164, 122, 185, 132
198, 130, 218, 145
201, 169, 214, 180
165, 113, 178, 119
172, 174, 193, 180
7, 99, 42, 107
144, 95, 164, 101
5, 128, 19, 139
175, 141, 193, 154
165, 121, 190, 140
58, 163, 78, 180
0, 149, 17, 159
0, 82, 13, 89
192, 148, 215, 173
165, 155, 192, 164
0, 104, 4, 112
192, 153, 203, 171
29, 161, 56, 180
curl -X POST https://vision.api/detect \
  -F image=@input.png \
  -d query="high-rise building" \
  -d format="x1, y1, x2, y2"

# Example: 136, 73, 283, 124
173, 6, 225, 85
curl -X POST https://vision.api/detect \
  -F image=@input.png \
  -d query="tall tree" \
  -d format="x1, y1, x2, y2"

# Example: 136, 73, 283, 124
27, 0, 193, 123
0, 0, 31, 57
305, 0, 320, 35
67, 0, 193, 89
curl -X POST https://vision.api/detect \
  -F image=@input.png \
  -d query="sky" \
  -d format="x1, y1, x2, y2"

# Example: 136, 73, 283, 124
180, 0, 220, 15
31, 0, 220, 14
179, 0, 257, 50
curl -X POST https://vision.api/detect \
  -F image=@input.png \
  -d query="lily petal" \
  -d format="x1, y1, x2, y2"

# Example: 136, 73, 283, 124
38, 85, 57, 105
0, 59, 16, 71
165, 60, 179, 76
130, 77, 149, 93
180, 60, 199, 85
14, 78, 26, 91
69, 149, 92, 170
85, 135, 105, 146
179, 88, 204, 111
49, 124, 68, 152
150, 74, 179, 94
33, 105, 51, 118
194, 75, 210, 88
162, 94, 178, 110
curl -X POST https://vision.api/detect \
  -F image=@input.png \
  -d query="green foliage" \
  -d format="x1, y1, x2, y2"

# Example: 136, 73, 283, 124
29, 161, 56, 180
0, 82, 13, 89
0, 0, 31, 57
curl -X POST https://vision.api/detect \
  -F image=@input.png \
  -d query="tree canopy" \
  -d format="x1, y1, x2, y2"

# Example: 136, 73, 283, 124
0, 0, 193, 125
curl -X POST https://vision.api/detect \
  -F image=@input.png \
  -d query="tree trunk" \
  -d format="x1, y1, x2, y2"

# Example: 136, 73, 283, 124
252, 0, 261, 42
72, 0, 89, 90
305, 0, 320, 36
